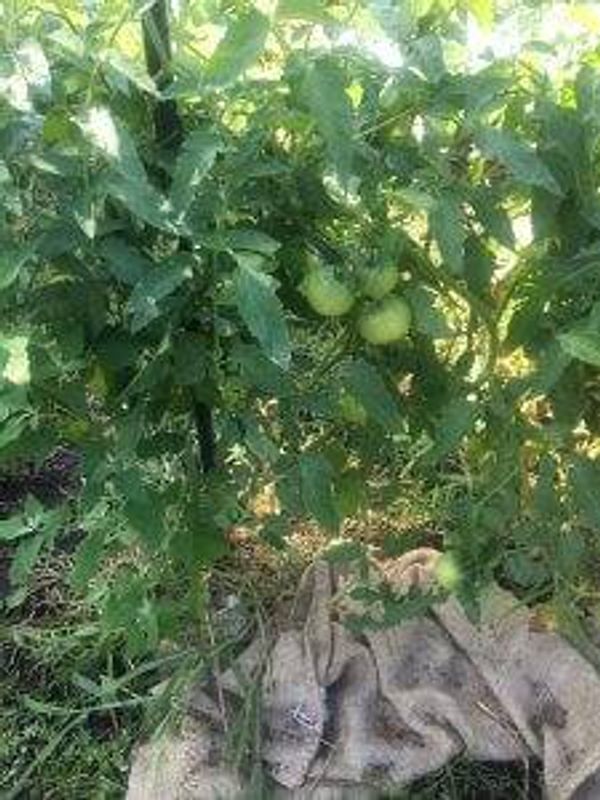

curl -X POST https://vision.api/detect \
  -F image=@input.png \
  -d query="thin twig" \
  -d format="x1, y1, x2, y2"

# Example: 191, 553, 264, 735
205, 606, 229, 735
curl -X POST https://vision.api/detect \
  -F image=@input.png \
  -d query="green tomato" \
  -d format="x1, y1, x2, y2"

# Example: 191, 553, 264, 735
302, 268, 354, 317
362, 264, 399, 300
435, 553, 461, 591
358, 296, 411, 345
338, 391, 367, 426
379, 78, 400, 111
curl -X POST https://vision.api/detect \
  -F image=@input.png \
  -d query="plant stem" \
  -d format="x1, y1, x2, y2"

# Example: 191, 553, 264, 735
142, 0, 216, 473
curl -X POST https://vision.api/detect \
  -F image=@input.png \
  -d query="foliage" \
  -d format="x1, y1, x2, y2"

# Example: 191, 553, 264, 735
4, 0, 600, 791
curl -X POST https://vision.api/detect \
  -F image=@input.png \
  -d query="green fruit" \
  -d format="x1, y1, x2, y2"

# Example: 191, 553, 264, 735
302, 268, 354, 317
435, 553, 461, 591
362, 264, 399, 300
358, 296, 411, 345
379, 78, 400, 111
339, 391, 367, 426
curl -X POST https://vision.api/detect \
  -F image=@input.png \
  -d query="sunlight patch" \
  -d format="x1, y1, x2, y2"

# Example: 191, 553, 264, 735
81, 106, 120, 159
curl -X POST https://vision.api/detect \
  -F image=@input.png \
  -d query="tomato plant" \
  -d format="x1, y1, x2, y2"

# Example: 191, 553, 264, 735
3, 0, 600, 649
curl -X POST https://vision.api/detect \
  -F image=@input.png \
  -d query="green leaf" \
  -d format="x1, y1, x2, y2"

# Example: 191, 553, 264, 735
115, 405, 145, 454
221, 229, 281, 257
80, 107, 146, 182
464, 0, 494, 28
524, 343, 571, 396
172, 332, 209, 386
504, 551, 549, 589
128, 257, 193, 332
102, 575, 143, 630
303, 57, 355, 181
571, 457, 600, 531
558, 330, 600, 368
71, 527, 107, 591
9, 533, 44, 586
276, 0, 332, 23
0, 249, 30, 290
299, 453, 340, 531
101, 575, 159, 655
103, 48, 159, 97
4, 500, 64, 586
231, 343, 293, 395
235, 261, 291, 370
470, 192, 515, 249
431, 397, 476, 459
464, 235, 494, 297
531, 184, 562, 240
429, 195, 465, 275
71, 672, 103, 697
106, 174, 173, 231
396, 188, 436, 213
244, 416, 280, 463
335, 468, 367, 518
73, 190, 98, 239
204, 9, 270, 88
409, 34, 446, 83
555, 529, 586, 583
475, 127, 563, 196
170, 129, 222, 217
171, 490, 228, 569
405, 285, 452, 338
0, 412, 29, 450
115, 469, 166, 550
80, 107, 173, 230
341, 360, 401, 429
575, 64, 600, 152
0, 515, 29, 541
323, 538, 365, 564
100, 237, 154, 285
347, 583, 437, 632
260, 516, 289, 549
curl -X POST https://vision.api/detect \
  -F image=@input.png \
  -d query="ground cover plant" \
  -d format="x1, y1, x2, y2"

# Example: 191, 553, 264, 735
3, 0, 600, 795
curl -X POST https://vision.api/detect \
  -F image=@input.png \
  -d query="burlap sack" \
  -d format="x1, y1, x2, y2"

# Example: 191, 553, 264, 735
127, 549, 600, 800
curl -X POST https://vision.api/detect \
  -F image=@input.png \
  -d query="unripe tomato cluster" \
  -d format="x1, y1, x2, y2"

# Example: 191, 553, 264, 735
300, 259, 412, 346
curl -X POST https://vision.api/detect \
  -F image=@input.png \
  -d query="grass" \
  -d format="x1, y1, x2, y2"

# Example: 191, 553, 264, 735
1, 651, 140, 798
383, 758, 542, 800
0, 548, 197, 800
0, 598, 151, 800
1, 703, 135, 799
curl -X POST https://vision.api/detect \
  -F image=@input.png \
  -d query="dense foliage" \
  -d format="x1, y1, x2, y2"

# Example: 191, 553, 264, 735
3, 0, 600, 663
